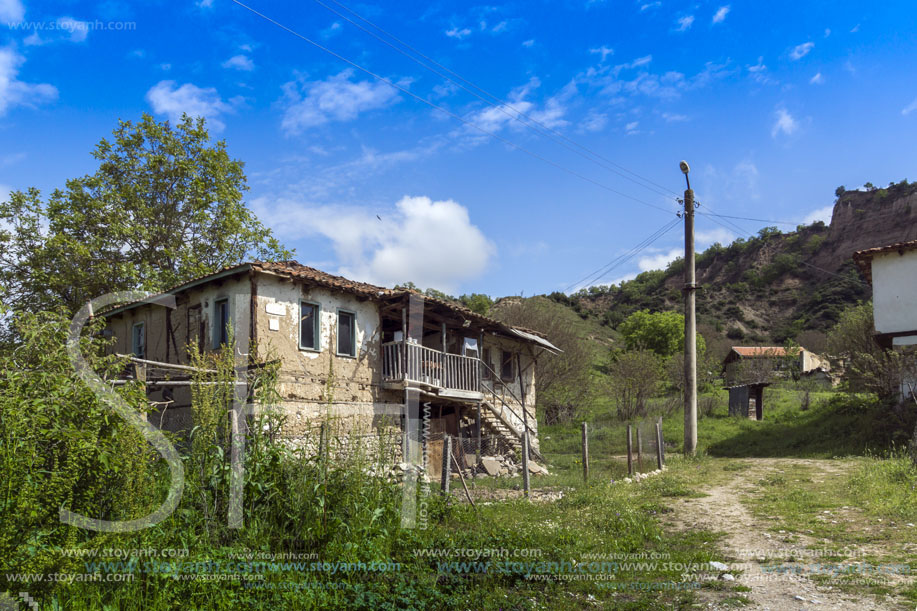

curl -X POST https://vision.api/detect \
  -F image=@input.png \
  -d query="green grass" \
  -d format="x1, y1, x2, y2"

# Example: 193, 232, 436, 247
738, 455, 917, 602
544, 387, 914, 460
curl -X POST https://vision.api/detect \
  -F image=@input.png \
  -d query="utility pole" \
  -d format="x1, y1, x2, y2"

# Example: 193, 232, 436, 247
680, 160, 697, 456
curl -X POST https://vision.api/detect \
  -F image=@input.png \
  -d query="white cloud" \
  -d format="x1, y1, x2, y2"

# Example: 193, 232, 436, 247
0, 183, 10, 203
279, 70, 402, 135
789, 41, 814, 60
850, 24, 860, 33
321, 21, 342, 38
629, 55, 652, 68
662, 112, 688, 122
522, 39, 534, 47
222, 54, 254, 71
824, 28, 831, 37
712, 6, 730, 24
57, 17, 89, 43
589, 46, 614, 63
0, 0, 24, 22
675, 15, 695, 32
809, 72, 824, 85
0, 46, 58, 116
803, 205, 833, 225
457, 78, 574, 144
640, 1, 661, 10
771, 107, 798, 138
580, 111, 608, 132
696, 227, 735, 246
252, 195, 495, 292
624, 120, 639, 134
145, 80, 232, 132
22, 16, 90, 45
445, 27, 472, 39
638, 248, 681, 272
902, 98, 917, 116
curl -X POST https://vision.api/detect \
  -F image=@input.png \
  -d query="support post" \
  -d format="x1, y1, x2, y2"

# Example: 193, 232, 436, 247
636, 427, 643, 472
441, 434, 452, 495
581, 421, 589, 482
682, 172, 698, 456
626, 424, 634, 476
655, 421, 664, 469
521, 431, 530, 499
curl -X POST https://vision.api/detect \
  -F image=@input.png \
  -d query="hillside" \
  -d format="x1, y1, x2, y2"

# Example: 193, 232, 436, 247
554, 181, 917, 357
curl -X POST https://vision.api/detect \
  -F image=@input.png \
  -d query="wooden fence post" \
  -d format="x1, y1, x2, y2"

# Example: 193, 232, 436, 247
441, 434, 452, 495
655, 421, 664, 469
521, 432, 530, 499
636, 427, 643, 472
581, 422, 589, 482
658, 416, 666, 465
626, 424, 634, 476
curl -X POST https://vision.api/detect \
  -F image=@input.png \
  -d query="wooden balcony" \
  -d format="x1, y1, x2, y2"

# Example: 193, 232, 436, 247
381, 340, 482, 400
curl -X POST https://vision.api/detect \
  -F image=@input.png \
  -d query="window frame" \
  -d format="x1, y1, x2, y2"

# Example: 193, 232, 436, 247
482, 347, 493, 380
213, 298, 230, 350
131, 321, 146, 360
299, 300, 322, 352
500, 349, 515, 382
336, 309, 357, 358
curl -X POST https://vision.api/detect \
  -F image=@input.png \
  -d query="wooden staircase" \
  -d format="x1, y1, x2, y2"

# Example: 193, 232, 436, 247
479, 400, 523, 452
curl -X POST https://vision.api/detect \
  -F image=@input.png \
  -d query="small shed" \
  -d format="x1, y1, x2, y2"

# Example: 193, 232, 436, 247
727, 382, 769, 420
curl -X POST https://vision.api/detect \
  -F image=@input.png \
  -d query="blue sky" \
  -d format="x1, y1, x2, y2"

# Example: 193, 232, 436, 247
2, 0, 916, 296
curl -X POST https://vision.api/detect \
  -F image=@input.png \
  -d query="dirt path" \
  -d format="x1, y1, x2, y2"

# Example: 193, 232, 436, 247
664, 458, 911, 610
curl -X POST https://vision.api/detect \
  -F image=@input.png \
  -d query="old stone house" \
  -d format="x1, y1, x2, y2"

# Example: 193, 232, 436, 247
722, 345, 827, 385
722, 345, 828, 420
101, 261, 558, 467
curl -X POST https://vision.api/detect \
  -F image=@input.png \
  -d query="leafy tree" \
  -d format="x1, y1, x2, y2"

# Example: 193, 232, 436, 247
458, 293, 494, 315
0, 114, 291, 318
491, 297, 597, 424
827, 302, 907, 400
606, 349, 662, 421
618, 309, 706, 358
835, 185, 846, 198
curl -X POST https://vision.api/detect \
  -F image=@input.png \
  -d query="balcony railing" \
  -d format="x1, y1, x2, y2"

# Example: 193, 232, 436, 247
382, 340, 480, 393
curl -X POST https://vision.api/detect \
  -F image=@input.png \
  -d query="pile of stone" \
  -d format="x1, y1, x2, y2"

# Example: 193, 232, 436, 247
611, 468, 663, 485
472, 455, 549, 478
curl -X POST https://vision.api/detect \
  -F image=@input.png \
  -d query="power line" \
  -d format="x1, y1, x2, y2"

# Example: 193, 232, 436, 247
230, 0, 678, 215
699, 212, 801, 226
564, 217, 681, 293
313, 0, 680, 200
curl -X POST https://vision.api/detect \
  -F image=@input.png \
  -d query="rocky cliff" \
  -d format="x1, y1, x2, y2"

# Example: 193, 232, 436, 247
563, 181, 917, 356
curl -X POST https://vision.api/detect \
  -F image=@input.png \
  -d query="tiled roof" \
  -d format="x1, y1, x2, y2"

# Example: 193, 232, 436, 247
730, 346, 789, 358
103, 260, 552, 344
252, 260, 393, 299
254, 260, 550, 340
852, 239, 917, 284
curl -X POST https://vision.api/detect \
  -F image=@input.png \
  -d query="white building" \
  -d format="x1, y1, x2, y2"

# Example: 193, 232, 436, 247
853, 239, 917, 398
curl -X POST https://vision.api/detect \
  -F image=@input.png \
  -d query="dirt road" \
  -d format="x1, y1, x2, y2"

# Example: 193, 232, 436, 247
664, 458, 912, 610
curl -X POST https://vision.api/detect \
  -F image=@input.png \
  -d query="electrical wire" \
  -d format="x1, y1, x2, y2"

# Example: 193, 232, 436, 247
230, 0, 678, 215
310, 0, 680, 200
564, 216, 682, 293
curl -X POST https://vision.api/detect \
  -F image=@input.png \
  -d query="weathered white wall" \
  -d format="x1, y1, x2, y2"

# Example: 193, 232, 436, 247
871, 250, 917, 335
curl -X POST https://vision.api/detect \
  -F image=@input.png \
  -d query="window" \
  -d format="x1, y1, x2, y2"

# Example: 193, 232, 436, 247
482, 347, 492, 379
337, 310, 356, 357
131, 322, 145, 360
213, 298, 229, 349
300, 301, 320, 351
501, 350, 515, 382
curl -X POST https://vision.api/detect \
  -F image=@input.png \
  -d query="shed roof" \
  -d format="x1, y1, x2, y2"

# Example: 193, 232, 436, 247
852, 239, 917, 284
729, 346, 789, 358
